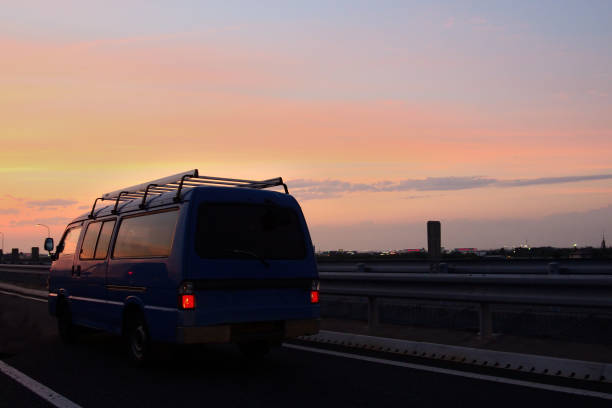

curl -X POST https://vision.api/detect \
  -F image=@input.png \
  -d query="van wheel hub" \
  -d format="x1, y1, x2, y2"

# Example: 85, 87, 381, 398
130, 325, 147, 360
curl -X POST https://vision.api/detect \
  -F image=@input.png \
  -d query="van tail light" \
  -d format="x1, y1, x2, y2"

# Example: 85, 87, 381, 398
178, 281, 195, 310
311, 280, 320, 304
181, 295, 195, 309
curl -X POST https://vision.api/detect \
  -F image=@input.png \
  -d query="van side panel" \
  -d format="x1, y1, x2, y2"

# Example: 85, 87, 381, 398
105, 205, 187, 342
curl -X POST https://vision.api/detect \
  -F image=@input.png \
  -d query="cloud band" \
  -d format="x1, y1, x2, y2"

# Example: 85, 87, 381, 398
288, 173, 612, 199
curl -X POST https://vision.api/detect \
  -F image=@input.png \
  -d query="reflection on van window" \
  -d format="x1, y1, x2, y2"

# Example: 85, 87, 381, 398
113, 210, 178, 258
196, 203, 306, 260
60, 226, 82, 256
80, 222, 102, 259
95, 220, 115, 259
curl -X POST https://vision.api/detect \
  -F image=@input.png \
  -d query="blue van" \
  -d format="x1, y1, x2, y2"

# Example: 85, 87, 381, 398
45, 170, 320, 362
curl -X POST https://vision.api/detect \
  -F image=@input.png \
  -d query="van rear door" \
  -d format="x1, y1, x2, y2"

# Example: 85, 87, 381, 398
186, 195, 318, 326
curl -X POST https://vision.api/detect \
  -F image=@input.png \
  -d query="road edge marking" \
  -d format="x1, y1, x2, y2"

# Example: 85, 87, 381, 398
283, 343, 612, 401
0, 290, 47, 303
302, 330, 611, 383
0, 360, 82, 408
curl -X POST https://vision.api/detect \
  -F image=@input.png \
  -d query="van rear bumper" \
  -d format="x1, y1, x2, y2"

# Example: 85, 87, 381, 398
176, 318, 320, 344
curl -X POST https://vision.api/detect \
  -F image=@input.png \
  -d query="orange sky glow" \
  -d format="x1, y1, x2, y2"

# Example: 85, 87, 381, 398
1, 2, 611, 251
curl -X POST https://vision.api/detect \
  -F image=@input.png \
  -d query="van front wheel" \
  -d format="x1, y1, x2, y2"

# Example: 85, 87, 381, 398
125, 313, 151, 365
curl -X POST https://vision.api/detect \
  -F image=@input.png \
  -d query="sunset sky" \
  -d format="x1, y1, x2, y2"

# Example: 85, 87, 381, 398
1, 1, 611, 251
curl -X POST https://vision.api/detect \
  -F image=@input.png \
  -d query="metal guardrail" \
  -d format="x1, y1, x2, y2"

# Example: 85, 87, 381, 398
319, 272, 612, 337
317, 261, 612, 274
2, 264, 612, 338
0, 264, 50, 274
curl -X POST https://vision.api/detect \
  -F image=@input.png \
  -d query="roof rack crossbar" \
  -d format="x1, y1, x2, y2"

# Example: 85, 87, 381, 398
94, 169, 289, 215
190, 175, 276, 184
179, 180, 258, 188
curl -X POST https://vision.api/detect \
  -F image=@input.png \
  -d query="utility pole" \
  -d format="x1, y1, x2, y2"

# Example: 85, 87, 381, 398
36, 224, 51, 238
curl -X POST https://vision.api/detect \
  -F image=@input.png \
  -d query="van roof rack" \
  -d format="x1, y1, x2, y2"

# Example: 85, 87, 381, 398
89, 169, 289, 218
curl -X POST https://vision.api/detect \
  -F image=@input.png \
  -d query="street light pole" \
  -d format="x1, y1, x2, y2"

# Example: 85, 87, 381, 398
36, 224, 51, 238
0, 231, 4, 253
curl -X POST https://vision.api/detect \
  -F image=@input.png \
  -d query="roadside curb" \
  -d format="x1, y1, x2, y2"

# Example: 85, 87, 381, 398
300, 330, 612, 384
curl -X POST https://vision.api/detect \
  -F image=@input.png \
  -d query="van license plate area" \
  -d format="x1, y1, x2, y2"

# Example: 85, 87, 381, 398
230, 321, 284, 341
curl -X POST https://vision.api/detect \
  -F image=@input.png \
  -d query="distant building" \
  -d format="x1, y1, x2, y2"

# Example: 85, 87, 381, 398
454, 248, 477, 254
397, 248, 425, 254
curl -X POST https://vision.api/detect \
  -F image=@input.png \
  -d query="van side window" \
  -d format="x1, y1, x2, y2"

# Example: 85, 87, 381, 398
113, 210, 178, 259
80, 222, 102, 259
59, 226, 82, 256
95, 220, 116, 259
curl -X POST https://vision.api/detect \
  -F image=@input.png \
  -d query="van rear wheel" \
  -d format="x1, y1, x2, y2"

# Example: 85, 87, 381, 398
57, 300, 78, 344
125, 313, 151, 365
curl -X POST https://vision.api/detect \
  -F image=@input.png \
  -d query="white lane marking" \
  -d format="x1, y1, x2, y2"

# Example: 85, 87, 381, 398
144, 305, 177, 312
69, 296, 123, 306
283, 344, 612, 401
0, 290, 47, 303
0, 360, 82, 408
2, 288, 175, 312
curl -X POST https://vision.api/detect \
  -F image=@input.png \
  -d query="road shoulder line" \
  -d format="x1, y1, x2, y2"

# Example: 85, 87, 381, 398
284, 344, 612, 401
0, 360, 82, 408
300, 330, 612, 383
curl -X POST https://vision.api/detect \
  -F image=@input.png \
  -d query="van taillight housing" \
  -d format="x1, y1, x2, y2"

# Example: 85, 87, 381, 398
181, 295, 195, 309
311, 280, 320, 304
179, 281, 195, 310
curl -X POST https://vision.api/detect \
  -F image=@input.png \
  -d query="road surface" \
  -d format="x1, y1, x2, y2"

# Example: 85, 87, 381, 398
0, 291, 610, 407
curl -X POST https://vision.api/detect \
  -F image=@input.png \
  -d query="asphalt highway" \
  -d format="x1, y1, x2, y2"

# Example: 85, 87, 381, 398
1, 291, 610, 408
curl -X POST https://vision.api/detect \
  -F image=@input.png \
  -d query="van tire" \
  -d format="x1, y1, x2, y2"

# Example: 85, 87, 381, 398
239, 341, 270, 360
124, 312, 151, 365
57, 300, 78, 344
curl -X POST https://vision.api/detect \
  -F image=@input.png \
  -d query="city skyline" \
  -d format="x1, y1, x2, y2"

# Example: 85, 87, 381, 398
1, 1, 611, 251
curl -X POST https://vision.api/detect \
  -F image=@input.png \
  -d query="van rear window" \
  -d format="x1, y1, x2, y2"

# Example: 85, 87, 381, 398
196, 203, 306, 260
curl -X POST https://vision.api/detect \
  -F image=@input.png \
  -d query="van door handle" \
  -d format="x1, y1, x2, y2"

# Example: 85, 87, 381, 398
76, 265, 81, 277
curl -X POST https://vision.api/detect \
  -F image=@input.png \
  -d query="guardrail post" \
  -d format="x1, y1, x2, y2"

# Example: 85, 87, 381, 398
547, 262, 560, 274
479, 303, 493, 338
367, 296, 379, 331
